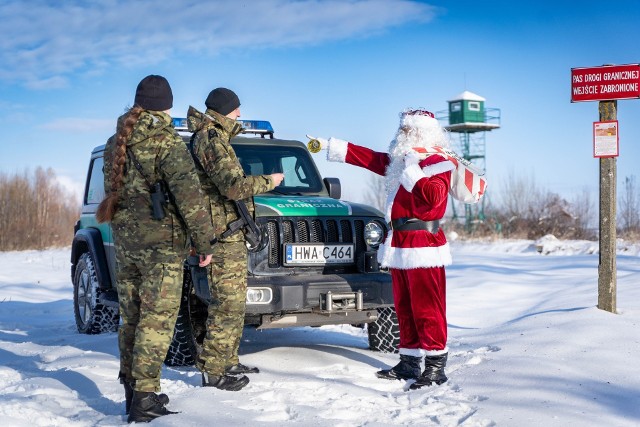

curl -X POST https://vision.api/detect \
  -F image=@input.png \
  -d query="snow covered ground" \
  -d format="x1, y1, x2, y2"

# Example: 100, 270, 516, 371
1, 237, 639, 426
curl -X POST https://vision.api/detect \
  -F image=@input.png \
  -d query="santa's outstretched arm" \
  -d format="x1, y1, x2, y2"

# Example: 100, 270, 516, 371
309, 136, 390, 176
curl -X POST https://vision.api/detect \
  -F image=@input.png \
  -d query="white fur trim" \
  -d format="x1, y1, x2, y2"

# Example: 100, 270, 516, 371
377, 240, 452, 269
327, 137, 348, 163
399, 348, 425, 357
401, 113, 439, 131
399, 347, 448, 356
424, 347, 449, 356
404, 151, 421, 166
400, 164, 425, 192
422, 160, 455, 178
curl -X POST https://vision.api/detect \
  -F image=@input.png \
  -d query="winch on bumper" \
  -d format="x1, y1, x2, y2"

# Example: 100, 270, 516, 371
244, 272, 393, 329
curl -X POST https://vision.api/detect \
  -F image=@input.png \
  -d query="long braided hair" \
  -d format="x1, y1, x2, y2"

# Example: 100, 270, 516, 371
96, 106, 144, 223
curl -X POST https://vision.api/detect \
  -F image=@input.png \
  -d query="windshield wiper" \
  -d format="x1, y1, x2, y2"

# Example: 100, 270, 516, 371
269, 189, 309, 196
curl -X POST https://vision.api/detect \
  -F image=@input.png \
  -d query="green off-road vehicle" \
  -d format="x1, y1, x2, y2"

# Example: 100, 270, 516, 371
71, 118, 398, 366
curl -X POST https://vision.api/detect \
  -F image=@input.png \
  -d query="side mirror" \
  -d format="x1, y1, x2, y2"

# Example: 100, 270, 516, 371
323, 177, 341, 199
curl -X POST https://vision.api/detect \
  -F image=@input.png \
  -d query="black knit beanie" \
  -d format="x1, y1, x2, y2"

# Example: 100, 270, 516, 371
134, 75, 173, 111
205, 88, 240, 116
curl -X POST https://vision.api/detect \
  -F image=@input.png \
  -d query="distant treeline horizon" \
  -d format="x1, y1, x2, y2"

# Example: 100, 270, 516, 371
0, 167, 639, 252
0, 167, 80, 251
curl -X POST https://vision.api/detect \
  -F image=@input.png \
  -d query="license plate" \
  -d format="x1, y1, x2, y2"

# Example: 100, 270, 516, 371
284, 243, 354, 265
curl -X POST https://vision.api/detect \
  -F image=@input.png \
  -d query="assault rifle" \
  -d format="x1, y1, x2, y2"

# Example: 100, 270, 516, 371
221, 200, 265, 252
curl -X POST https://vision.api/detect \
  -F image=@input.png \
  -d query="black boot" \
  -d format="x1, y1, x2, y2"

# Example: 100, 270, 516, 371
120, 374, 169, 415
409, 353, 448, 390
202, 372, 250, 391
127, 391, 176, 423
376, 354, 422, 380
225, 362, 260, 375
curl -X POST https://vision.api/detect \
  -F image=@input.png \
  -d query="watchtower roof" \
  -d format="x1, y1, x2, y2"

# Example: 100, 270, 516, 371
448, 90, 485, 102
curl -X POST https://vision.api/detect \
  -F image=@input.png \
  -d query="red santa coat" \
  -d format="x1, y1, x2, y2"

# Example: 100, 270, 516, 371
328, 139, 454, 270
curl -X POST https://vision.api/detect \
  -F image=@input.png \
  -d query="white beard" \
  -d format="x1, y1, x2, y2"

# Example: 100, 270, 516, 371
384, 122, 449, 198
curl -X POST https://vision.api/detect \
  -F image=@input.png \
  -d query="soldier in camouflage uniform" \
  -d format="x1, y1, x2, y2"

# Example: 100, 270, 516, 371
96, 75, 217, 423
186, 88, 284, 391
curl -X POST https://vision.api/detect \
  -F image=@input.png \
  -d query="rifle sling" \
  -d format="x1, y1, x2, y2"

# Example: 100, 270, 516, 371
126, 149, 154, 189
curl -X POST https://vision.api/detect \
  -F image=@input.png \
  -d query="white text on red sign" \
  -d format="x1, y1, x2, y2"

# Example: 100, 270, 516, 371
571, 64, 640, 102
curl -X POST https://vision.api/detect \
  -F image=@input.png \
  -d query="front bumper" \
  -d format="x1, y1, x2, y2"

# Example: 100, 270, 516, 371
245, 272, 393, 319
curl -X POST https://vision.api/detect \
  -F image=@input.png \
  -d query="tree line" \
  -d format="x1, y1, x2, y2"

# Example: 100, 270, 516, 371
364, 171, 640, 241
1, 166, 638, 251
0, 168, 80, 251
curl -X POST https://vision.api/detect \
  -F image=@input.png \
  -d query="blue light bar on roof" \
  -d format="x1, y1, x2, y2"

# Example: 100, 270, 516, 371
172, 117, 188, 129
172, 117, 274, 136
238, 119, 274, 134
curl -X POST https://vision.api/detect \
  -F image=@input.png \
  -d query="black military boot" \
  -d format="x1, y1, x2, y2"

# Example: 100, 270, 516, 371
127, 391, 176, 423
409, 353, 448, 390
202, 372, 250, 391
376, 354, 422, 380
225, 362, 260, 375
119, 374, 169, 415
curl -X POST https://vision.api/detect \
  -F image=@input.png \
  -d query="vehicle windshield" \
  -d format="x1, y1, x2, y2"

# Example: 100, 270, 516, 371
232, 143, 324, 195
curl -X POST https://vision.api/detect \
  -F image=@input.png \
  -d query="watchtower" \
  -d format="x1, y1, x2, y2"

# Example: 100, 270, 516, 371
436, 91, 500, 230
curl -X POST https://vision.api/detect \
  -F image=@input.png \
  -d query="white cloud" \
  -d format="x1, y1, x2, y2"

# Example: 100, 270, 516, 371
25, 75, 69, 90
0, 0, 437, 88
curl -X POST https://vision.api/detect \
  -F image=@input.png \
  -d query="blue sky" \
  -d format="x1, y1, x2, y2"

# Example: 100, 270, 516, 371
1, 0, 639, 207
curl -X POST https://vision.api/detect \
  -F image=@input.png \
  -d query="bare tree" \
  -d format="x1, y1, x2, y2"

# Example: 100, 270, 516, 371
500, 169, 539, 217
571, 187, 596, 239
0, 167, 80, 250
493, 170, 593, 240
497, 169, 541, 237
363, 174, 386, 213
619, 175, 640, 236
533, 192, 576, 239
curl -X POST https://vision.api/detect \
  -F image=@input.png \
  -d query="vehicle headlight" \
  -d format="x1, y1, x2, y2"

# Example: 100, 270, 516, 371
246, 287, 273, 304
364, 221, 384, 247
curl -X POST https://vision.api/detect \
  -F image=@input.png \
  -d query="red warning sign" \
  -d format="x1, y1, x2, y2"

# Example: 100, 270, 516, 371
571, 64, 640, 102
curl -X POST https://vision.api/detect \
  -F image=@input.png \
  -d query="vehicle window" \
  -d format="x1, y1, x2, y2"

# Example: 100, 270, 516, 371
85, 157, 105, 205
281, 156, 305, 187
233, 144, 323, 194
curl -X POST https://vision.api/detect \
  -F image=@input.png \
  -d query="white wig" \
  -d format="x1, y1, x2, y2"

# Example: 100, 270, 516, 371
388, 109, 450, 159
384, 109, 450, 196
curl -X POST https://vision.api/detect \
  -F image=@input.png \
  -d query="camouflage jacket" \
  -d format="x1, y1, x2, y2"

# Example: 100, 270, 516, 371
104, 110, 216, 260
186, 106, 275, 241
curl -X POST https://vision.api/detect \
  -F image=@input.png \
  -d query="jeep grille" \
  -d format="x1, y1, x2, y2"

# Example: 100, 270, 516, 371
261, 217, 367, 268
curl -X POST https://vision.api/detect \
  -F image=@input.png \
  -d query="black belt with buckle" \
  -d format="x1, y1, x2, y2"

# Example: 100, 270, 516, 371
390, 218, 440, 234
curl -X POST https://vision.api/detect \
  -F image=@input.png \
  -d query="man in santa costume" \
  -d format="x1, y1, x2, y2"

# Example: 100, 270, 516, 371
311, 109, 454, 389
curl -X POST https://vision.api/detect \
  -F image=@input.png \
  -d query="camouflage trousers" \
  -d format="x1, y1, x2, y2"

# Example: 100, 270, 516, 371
116, 250, 183, 392
197, 240, 247, 376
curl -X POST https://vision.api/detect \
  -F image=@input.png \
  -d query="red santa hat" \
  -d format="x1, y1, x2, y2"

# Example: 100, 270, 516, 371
399, 109, 440, 132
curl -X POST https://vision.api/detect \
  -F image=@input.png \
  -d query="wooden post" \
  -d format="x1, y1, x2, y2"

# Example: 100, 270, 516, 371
598, 100, 617, 313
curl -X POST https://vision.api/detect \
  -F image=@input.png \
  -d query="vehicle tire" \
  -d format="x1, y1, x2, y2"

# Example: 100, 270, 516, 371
367, 306, 400, 353
73, 252, 119, 334
164, 268, 208, 367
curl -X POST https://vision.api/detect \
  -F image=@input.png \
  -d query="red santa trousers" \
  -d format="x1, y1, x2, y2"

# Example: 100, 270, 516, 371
391, 266, 447, 352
